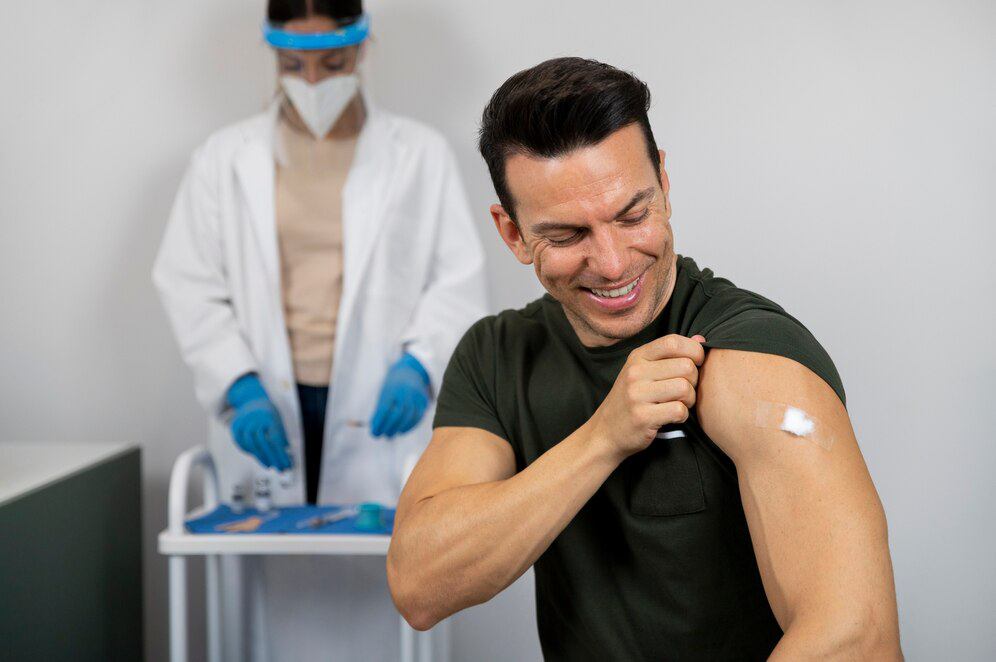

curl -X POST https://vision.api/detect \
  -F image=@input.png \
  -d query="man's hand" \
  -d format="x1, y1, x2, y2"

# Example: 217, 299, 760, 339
587, 333, 706, 460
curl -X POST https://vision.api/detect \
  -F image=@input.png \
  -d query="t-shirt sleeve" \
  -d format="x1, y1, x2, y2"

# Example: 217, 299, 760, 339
432, 317, 511, 441
700, 308, 847, 407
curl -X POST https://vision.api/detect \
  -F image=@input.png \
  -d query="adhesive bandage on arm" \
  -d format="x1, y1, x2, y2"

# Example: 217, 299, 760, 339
754, 401, 834, 450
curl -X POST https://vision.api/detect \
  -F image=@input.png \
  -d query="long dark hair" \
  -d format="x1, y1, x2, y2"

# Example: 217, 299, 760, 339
267, 0, 363, 27
479, 57, 661, 221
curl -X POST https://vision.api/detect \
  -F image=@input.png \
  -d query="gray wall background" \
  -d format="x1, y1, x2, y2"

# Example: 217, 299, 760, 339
1, 0, 993, 659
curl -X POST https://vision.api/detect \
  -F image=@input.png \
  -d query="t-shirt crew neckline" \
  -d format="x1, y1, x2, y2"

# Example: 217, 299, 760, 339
542, 290, 673, 360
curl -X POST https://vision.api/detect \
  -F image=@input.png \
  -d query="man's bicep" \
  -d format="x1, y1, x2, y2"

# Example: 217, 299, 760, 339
698, 350, 898, 635
398, 426, 516, 514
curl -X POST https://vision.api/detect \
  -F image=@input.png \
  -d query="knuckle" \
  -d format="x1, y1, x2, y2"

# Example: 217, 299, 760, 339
679, 379, 695, 399
661, 335, 679, 354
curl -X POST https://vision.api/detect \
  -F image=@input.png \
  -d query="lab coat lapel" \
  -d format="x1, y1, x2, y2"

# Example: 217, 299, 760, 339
338, 109, 404, 335
233, 108, 281, 300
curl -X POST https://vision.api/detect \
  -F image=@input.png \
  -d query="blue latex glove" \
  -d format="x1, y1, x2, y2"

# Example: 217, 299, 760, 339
370, 352, 431, 438
226, 373, 292, 471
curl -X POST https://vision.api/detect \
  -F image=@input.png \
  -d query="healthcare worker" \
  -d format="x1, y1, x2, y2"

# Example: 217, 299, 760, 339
153, 1, 487, 659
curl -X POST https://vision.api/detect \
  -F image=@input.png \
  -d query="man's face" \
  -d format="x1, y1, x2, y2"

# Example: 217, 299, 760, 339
492, 124, 677, 347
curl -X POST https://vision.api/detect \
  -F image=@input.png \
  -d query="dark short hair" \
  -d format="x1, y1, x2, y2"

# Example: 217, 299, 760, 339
479, 57, 661, 222
267, 0, 363, 26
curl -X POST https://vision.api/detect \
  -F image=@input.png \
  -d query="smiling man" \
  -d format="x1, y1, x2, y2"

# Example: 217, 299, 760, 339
387, 57, 902, 660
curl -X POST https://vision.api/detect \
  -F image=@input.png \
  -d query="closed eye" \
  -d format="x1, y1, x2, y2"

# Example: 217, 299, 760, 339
547, 230, 585, 246
620, 208, 650, 225
279, 57, 302, 72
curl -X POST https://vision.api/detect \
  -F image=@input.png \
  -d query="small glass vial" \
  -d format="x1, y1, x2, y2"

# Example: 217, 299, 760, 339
230, 484, 245, 514
254, 476, 272, 513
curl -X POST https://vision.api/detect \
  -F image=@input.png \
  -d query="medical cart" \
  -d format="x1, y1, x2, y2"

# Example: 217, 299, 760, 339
159, 445, 436, 662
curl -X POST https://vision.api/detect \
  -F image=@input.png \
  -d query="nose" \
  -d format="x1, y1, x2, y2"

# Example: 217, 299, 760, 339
587, 228, 628, 283
303, 65, 323, 84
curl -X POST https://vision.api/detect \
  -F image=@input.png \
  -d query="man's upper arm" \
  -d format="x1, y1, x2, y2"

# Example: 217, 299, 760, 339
397, 426, 517, 518
697, 349, 899, 644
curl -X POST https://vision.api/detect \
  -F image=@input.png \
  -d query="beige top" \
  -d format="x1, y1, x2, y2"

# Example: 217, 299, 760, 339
275, 112, 359, 386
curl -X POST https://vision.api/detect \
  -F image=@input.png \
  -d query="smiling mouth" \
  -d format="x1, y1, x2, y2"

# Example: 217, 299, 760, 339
586, 275, 640, 299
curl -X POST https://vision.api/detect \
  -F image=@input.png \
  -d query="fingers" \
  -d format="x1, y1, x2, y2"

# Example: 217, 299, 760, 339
379, 398, 410, 438
371, 390, 394, 436
231, 416, 252, 454
396, 393, 428, 435
647, 400, 692, 426
629, 356, 700, 388
395, 400, 417, 436
633, 377, 697, 410
373, 382, 429, 438
251, 424, 277, 469
372, 396, 403, 437
266, 425, 292, 471
639, 334, 706, 365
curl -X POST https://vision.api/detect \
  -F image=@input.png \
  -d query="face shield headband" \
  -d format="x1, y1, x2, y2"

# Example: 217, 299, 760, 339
263, 13, 370, 50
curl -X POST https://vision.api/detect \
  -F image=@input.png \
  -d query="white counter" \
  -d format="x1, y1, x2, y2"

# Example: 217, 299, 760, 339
0, 441, 136, 507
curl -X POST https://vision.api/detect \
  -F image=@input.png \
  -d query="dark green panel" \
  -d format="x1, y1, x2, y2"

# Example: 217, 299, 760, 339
0, 449, 144, 662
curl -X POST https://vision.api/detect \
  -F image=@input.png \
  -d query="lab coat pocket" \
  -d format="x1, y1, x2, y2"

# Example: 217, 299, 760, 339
626, 433, 706, 517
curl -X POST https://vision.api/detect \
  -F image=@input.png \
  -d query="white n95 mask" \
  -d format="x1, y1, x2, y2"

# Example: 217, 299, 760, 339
281, 74, 360, 139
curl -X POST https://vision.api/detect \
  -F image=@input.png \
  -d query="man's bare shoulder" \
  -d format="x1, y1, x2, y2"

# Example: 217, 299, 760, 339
695, 348, 851, 465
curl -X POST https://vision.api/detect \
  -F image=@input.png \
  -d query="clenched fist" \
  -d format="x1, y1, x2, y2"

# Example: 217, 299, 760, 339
586, 334, 706, 461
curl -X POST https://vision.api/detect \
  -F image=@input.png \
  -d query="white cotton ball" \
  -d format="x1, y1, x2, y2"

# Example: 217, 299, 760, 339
780, 407, 815, 437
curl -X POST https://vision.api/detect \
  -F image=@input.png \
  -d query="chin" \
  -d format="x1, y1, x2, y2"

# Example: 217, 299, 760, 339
591, 315, 649, 340
576, 299, 655, 342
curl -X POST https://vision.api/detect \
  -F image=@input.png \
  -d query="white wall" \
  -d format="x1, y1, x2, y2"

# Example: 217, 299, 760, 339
1, 0, 993, 660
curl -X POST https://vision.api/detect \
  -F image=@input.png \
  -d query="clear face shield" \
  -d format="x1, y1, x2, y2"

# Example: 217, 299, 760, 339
264, 14, 370, 139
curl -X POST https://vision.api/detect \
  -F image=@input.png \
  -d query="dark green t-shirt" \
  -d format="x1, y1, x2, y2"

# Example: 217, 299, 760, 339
434, 255, 845, 661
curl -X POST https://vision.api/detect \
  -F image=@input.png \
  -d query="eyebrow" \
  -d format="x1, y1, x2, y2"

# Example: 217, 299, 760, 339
530, 187, 656, 235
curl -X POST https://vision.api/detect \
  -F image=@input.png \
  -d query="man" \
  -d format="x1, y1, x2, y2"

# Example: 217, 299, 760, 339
387, 57, 902, 660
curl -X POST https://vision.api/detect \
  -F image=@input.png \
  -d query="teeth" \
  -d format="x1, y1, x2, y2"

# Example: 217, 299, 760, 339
591, 279, 638, 298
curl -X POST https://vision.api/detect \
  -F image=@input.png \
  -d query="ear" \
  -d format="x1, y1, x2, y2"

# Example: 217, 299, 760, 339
658, 149, 671, 218
658, 149, 670, 194
491, 204, 533, 265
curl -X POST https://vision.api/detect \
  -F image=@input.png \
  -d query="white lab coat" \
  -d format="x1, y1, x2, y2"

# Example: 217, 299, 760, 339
154, 100, 487, 661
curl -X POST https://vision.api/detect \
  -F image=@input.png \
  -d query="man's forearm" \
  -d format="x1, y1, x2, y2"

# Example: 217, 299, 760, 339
387, 424, 620, 630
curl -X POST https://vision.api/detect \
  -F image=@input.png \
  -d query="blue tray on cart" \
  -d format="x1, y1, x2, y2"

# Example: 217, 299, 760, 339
186, 504, 395, 535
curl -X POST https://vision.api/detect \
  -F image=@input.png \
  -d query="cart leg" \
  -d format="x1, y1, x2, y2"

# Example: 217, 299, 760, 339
434, 618, 451, 662
224, 555, 245, 662
400, 614, 415, 662
418, 627, 432, 662
169, 555, 188, 662
206, 554, 222, 662
248, 556, 271, 662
